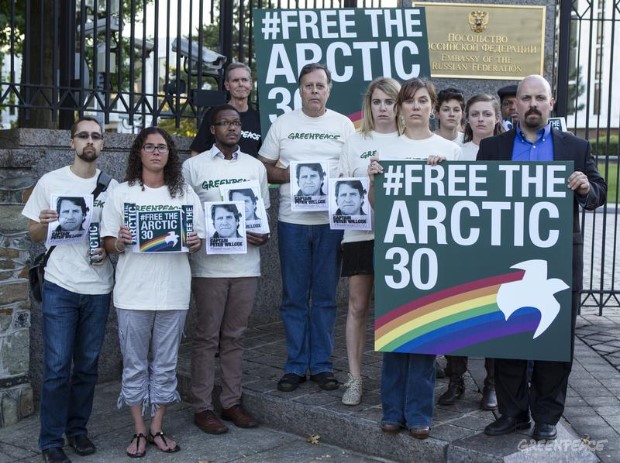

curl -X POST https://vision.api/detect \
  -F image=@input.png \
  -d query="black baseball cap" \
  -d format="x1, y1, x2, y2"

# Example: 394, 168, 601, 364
497, 84, 518, 102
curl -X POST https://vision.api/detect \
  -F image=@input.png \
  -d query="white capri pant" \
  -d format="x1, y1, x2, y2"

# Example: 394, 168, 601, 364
116, 308, 187, 416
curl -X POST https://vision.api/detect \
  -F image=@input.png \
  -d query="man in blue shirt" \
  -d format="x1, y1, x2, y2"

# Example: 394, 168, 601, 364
478, 75, 607, 441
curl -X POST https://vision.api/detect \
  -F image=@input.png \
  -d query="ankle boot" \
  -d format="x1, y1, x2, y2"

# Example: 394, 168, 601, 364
480, 385, 497, 410
437, 377, 465, 405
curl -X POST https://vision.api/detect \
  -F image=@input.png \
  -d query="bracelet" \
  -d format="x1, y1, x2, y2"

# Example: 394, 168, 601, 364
114, 239, 125, 254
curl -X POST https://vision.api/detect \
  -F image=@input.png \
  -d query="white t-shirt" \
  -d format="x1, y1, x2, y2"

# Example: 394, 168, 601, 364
182, 147, 270, 278
379, 134, 462, 162
21, 166, 118, 295
338, 131, 399, 244
460, 141, 479, 161
101, 182, 205, 311
259, 108, 355, 225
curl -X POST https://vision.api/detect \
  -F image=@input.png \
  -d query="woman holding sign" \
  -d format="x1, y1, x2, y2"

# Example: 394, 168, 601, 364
338, 77, 401, 406
436, 94, 505, 410
102, 127, 204, 457
368, 78, 461, 439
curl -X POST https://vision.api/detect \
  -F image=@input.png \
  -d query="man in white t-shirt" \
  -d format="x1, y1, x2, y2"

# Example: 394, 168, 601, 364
183, 104, 270, 435
258, 63, 354, 393
22, 117, 117, 463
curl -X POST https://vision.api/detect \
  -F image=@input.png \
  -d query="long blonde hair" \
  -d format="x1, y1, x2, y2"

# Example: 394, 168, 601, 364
360, 77, 402, 136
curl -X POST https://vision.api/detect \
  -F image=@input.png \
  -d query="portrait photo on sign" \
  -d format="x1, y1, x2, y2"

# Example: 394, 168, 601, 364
220, 180, 270, 234
289, 160, 329, 212
47, 194, 93, 245
329, 177, 371, 230
205, 201, 247, 255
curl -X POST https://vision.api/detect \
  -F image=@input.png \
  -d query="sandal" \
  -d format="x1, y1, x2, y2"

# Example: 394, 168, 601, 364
277, 373, 306, 392
310, 372, 339, 391
148, 431, 180, 453
126, 433, 147, 458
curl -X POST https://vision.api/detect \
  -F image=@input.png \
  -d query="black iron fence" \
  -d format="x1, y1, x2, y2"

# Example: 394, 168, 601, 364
1, 0, 618, 311
556, 0, 620, 313
0, 0, 382, 131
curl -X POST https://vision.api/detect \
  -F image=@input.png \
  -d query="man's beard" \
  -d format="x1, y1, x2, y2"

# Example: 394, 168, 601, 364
77, 148, 98, 162
523, 109, 544, 129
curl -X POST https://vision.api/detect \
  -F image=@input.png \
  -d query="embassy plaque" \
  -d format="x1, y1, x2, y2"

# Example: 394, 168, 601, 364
416, 2, 545, 80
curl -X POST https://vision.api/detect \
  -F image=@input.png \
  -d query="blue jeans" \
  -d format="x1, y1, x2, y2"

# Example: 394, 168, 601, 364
39, 281, 110, 451
381, 352, 436, 429
278, 221, 343, 375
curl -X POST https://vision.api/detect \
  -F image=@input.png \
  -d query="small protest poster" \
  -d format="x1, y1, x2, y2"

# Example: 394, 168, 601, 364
220, 180, 270, 234
374, 161, 574, 361
205, 201, 247, 255
329, 177, 371, 230
290, 161, 330, 212
47, 194, 93, 245
134, 209, 188, 253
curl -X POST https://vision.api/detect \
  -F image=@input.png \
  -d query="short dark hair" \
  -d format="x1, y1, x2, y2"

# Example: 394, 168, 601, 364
295, 163, 325, 181
298, 63, 332, 86
229, 188, 257, 203
436, 87, 465, 113
336, 180, 365, 198
210, 104, 241, 126
56, 196, 88, 215
70, 117, 102, 138
211, 203, 241, 222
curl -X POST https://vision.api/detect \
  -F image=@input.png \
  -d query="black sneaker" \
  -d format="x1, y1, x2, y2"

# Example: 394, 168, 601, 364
42, 447, 71, 463
67, 434, 96, 456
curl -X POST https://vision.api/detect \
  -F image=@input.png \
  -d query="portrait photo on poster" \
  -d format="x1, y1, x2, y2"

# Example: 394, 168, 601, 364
205, 201, 248, 255
220, 180, 270, 234
47, 194, 94, 245
329, 177, 371, 230
289, 160, 330, 212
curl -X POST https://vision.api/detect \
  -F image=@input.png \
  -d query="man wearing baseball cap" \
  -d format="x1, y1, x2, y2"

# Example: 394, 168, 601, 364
497, 84, 518, 130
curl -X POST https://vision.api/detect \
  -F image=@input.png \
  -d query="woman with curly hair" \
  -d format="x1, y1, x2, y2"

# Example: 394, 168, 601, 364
101, 127, 205, 458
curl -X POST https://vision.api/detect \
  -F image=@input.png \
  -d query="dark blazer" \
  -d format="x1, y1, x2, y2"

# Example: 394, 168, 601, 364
477, 128, 607, 291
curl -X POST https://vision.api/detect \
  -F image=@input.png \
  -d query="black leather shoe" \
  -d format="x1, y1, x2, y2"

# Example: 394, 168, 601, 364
484, 414, 531, 436
532, 423, 557, 441
42, 447, 71, 463
437, 378, 464, 405
67, 434, 96, 456
480, 386, 498, 410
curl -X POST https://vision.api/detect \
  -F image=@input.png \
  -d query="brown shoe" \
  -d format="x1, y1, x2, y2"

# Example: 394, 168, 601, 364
409, 426, 431, 440
221, 405, 258, 429
380, 422, 402, 434
194, 410, 228, 434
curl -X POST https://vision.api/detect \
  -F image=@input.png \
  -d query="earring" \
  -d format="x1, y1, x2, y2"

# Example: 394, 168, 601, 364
430, 113, 436, 120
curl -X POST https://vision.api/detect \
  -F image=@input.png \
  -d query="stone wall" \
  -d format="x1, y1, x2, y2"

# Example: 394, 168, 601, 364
0, 131, 41, 427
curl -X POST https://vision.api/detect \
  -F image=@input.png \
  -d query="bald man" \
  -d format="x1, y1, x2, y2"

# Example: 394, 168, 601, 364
478, 75, 607, 441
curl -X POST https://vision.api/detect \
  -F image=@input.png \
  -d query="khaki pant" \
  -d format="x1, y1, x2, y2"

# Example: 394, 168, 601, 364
190, 277, 258, 411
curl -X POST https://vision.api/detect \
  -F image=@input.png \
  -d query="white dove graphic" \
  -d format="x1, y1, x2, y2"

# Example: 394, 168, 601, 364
496, 259, 569, 339
164, 231, 179, 247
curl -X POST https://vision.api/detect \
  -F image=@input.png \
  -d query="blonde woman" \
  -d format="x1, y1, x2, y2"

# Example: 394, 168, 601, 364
338, 77, 401, 405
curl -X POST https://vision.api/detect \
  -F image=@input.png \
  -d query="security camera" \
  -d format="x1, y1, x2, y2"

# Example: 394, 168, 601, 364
171, 38, 226, 77
134, 38, 155, 54
79, 17, 121, 38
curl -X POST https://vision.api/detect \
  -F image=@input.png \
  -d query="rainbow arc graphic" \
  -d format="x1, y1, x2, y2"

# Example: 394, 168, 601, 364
375, 270, 542, 354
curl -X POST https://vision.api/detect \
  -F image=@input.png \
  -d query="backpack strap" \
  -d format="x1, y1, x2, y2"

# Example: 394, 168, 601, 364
93, 171, 113, 199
